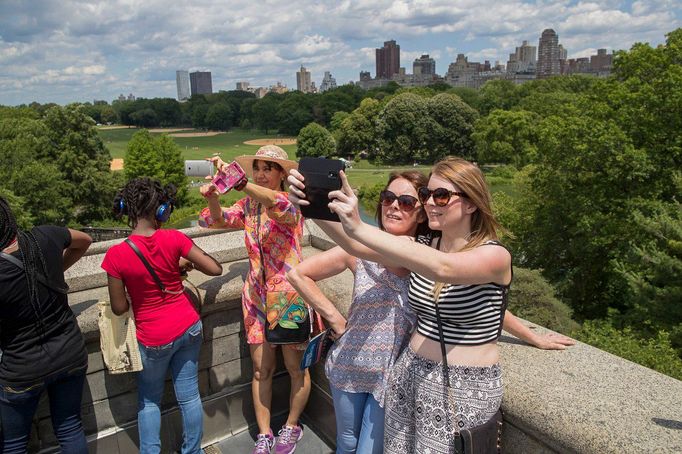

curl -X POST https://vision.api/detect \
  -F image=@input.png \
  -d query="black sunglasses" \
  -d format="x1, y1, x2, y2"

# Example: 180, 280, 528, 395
379, 190, 419, 211
417, 187, 467, 207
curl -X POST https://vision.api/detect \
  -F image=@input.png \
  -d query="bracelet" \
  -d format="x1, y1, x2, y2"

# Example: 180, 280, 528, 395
234, 178, 248, 191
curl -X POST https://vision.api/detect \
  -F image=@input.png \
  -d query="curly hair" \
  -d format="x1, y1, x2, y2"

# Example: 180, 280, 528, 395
113, 177, 177, 228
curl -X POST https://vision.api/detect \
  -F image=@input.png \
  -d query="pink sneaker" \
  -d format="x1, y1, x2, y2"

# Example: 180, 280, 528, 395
274, 424, 303, 454
252, 430, 274, 454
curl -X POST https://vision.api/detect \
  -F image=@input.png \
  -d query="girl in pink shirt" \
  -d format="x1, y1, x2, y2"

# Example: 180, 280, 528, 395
102, 178, 222, 454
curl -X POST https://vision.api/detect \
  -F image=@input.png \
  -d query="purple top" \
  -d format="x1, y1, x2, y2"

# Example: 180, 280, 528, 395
325, 259, 416, 407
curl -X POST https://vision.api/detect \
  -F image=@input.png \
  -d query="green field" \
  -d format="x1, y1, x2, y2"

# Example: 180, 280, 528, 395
98, 127, 437, 189
98, 127, 297, 160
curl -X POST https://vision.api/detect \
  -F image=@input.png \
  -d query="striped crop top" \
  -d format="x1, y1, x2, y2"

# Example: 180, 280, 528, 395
407, 234, 511, 346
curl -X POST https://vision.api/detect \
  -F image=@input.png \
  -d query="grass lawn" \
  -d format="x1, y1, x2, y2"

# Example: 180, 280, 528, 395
98, 127, 297, 160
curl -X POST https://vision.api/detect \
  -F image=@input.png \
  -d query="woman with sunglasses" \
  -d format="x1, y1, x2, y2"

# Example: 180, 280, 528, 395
317, 157, 515, 453
287, 170, 428, 454
287, 164, 573, 453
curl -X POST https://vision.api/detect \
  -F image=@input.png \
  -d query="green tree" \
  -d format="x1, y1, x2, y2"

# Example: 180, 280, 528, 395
296, 123, 336, 158
0, 105, 117, 225
129, 108, 159, 128
507, 267, 580, 334
477, 80, 521, 115
336, 98, 380, 157
205, 103, 233, 131
472, 109, 540, 166
375, 92, 436, 163
252, 94, 280, 134
613, 202, 682, 353
124, 130, 188, 203
426, 93, 478, 162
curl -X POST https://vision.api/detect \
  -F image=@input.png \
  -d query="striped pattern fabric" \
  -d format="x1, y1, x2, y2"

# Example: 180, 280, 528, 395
408, 235, 509, 346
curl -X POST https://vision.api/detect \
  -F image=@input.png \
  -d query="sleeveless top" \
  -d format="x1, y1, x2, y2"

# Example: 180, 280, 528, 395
408, 234, 511, 346
325, 258, 416, 407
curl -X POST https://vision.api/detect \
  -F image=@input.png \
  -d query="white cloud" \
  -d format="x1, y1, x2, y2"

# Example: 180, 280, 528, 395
0, 0, 679, 104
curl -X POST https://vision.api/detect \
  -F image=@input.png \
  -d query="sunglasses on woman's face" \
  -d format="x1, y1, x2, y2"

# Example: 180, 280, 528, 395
379, 190, 419, 211
417, 187, 467, 207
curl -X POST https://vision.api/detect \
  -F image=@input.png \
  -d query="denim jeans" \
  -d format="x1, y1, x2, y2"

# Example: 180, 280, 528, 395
0, 367, 87, 454
330, 386, 385, 454
137, 319, 203, 454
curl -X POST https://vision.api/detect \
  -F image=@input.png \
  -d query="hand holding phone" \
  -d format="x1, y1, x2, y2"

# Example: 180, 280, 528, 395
211, 161, 247, 194
298, 158, 345, 222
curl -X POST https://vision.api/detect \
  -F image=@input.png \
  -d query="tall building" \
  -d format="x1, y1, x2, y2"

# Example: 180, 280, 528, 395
507, 40, 537, 73
236, 81, 250, 91
590, 49, 613, 74
558, 44, 568, 61
296, 66, 312, 93
176, 70, 190, 101
319, 71, 337, 92
376, 40, 400, 79
413, 54, 436, 75
190, 71, 212, 96
536, 29, 560, 79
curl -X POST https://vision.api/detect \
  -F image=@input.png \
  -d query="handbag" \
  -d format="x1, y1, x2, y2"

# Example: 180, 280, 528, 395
124, 239, 202, 313
255, 203, 312, 345
435, 301, 503, 454
97, 301, 143, 373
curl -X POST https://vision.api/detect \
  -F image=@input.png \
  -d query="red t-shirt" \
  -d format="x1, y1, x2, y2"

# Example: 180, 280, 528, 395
101, 229, 198, 346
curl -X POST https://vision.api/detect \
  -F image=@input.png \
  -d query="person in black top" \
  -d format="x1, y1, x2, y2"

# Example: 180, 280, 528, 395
0, 197, 92, 454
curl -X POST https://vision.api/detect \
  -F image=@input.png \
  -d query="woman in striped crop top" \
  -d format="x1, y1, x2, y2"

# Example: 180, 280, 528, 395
323, 157, 514, 454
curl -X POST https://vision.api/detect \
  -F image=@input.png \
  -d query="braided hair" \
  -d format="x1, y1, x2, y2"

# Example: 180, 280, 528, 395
114, 177, 176, 228
0, 197, 50, 340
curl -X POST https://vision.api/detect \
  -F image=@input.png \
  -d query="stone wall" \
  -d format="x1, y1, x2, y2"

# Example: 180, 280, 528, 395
28, 223, 682, 453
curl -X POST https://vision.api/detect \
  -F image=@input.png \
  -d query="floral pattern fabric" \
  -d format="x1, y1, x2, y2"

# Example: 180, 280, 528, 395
199, 192, 322, 347
325, 259, 416, 407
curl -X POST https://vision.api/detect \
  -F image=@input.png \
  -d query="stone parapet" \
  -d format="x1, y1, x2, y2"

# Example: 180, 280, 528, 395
27, 222, 681, 453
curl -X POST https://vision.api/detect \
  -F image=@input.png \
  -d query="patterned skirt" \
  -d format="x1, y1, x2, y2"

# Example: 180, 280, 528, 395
384, 346, 503, 454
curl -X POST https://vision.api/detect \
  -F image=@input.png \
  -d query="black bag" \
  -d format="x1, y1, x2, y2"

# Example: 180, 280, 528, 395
255, 203, 312, 345
435, 301, 503, 454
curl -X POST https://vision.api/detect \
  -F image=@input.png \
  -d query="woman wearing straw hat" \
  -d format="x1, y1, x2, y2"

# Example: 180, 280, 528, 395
199, 145, 322, 454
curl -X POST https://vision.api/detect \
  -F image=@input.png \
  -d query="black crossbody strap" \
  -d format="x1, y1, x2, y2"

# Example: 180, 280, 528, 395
0, 251, 69, 295
124, 238, 169, 292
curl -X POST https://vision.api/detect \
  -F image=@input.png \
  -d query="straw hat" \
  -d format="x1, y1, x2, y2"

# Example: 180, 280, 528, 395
235, 145, 298, 178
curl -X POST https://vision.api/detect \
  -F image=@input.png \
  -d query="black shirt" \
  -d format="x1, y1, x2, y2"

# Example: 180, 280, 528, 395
0, 226, 87, 386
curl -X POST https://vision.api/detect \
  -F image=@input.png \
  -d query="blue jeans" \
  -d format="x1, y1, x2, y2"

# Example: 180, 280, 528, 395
137, 320, 203, 454
0, 367, 87, 454
330, 386, 385, 454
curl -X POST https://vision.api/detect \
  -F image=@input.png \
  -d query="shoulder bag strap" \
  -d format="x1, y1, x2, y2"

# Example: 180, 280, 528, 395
255, 203, 267, 285
124, 238, 182, 295
435, 300, 466, 453
0, 251, 69, 295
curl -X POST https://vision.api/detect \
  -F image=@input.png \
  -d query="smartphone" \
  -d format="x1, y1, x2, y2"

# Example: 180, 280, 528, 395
184, 160, 215, 177
298, 158, 345, 222
212, 161, 246, 194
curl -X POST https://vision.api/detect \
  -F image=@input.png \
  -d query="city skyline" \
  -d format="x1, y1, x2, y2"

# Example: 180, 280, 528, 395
0, 0, 679, 105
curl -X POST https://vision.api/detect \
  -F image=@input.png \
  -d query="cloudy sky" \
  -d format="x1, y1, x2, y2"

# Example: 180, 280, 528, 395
1, 0, 679, 106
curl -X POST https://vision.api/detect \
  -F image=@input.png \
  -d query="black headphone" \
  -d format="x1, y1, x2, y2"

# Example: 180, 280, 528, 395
114, 194, 174, 223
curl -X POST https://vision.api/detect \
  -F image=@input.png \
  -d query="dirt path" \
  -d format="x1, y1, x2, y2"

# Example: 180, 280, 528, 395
243, 138, 297, 146
169, 131, 224, 137
110, 158, 124, 170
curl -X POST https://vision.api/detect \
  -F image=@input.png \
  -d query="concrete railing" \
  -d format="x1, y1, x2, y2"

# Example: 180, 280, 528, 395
27, 223, 682, 453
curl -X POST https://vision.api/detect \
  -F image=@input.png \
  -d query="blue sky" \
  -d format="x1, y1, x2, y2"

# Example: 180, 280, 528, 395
0, 0, 679, 106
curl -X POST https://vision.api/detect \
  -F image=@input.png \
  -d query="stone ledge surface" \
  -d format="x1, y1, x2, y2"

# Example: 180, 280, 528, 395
36, 222, 682, 453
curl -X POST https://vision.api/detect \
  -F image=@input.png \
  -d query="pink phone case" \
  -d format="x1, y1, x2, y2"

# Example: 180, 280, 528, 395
212, 162, 246, 194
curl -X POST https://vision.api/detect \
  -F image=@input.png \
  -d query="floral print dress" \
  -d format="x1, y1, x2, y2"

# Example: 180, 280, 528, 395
199, 192, 322, 347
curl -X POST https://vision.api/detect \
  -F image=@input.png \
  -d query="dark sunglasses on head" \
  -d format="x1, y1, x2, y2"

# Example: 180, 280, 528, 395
417, 187, 467, 207
379, 190, 419, 211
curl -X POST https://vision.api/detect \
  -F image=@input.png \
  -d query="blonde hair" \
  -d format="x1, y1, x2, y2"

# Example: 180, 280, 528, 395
430, 156, 506, 300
